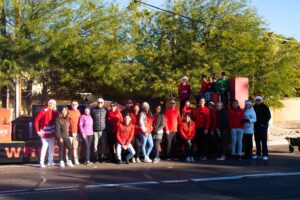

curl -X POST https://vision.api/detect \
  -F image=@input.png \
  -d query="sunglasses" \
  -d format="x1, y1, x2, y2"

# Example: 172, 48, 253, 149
98, 101, 104, 104
255, 99, 261, 102
111, 104, 117, 107
170, 102, 176, 104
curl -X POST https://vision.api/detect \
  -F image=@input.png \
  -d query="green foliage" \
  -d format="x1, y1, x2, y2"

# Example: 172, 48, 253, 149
0, 0, 299, 107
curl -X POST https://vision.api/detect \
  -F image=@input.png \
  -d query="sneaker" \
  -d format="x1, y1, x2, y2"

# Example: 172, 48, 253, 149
67, 160, 74, 167
136, 158, 141, 163
74, 159, 80, 165
144, 157, 152, 163
216, 155, 226, 161
252, 155, 262, 159
237, 155, 242, 160
116, 159, 121, 165
84, 161, 92, 165
131, 158, 136, 163
171, 157, 178, 161
200, 156, 207, 161
125, 160, 130, 164
190, 157, 195, 162
185, 157, 191, 163
263, 156, 269, 160
40, 162, 46, 168
60, 161, 65, 168
153, 158, 160, 163
166, 158, 171, 161
47, 161, 55, 166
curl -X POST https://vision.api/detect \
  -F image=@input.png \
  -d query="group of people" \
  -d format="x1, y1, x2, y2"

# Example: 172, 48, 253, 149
34, 89, 271, 168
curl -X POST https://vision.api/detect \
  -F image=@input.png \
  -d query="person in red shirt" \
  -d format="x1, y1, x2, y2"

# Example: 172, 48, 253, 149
228, 100, 245, 160
107, 101, 124, 162
181, 100, 194, 119
34, 99, 58, 168
180, 113, 196, 163
194, 97, 210, 160
178, 76, 191, 113
164, 99, 181, 160
68, 100, 81, 165
116, 113, 135, 164
195, 75, 208, 105
130, 103, 142, 163
208, 102, 217, 158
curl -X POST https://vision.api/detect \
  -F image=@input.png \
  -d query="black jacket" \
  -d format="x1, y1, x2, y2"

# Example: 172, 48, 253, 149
216, 109, 228, 132
91, 107, 107, 132
56, 116, 72, 139
253, 103, 271, 126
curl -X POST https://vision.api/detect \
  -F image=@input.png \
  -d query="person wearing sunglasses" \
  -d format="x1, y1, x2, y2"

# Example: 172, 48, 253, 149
253, 95, 271, 160
91, 98, 108, 163
164, 99, 181, 160
107, 101, 124, 162
68, 100, 81, 165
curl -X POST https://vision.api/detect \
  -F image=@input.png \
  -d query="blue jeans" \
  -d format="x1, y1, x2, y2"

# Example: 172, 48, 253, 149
141, 134, 154, 158
116, 143, 135, 161
231, 128, 243, 156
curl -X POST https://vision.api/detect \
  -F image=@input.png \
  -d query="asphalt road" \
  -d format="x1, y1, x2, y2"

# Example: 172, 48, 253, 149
0, 145, 299, 200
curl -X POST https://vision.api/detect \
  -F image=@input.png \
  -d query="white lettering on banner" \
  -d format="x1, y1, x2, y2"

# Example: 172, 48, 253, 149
0, 129, 8, 137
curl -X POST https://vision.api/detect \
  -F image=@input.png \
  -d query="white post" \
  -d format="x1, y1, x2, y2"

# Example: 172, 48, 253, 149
15, 78, 19, 119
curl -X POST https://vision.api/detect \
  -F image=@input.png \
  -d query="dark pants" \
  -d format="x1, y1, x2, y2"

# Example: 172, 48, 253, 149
107, 132, 116, 160
83, 135, 93, 162
218, 91, 229, 107
243, 134, 253, 159
254, 125, 269, 157
131, 135, 142, 158
58, 138, 72, 161
195, 128, 207, 157
180, 100, 188, 114
153, 139, 162, 159
184, 140, 194, 157
208, 133, 218, 158
217, 132, 228, 156
166, 132, 177, 159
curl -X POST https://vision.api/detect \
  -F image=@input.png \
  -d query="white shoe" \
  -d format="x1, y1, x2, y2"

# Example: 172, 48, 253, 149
40, 162, 46, 168
136, 158, 141, 163
216, 156, 226, 161
263, 156, 269, 160
74, 159, 80, 165
144, 157, 152, 163
132, 158, 136, 163
190, 157, 195, 162
252, 155, 261, 159
60, 161, 65, 168
67, 160, 74, 167
185, 157, 191, 163
47, 161, 55, 166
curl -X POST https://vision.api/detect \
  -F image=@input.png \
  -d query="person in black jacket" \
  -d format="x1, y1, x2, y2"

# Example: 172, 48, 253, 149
91, 98, 108, 163
152, 105, 165, 163
253, 95, 271, 160
56, 107, 74, 168
215, 102, 229, 161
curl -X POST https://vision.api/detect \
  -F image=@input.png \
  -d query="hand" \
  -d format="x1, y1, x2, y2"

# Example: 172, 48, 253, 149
82, 135, 86, 140
204, 130, 208, 134
123, 145, 128, 150
166, 131, 170, 135
187, 139, 191, 143
210, 131, 214, 135
37, 131, 42, 137
59, 138, 63, 143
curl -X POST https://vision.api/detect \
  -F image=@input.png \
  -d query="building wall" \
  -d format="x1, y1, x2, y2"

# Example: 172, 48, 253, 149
272, 98, 300, 127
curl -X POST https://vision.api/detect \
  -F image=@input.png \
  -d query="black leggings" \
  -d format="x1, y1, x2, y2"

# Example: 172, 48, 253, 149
243, 134, 253, 158
195, 128, 207, 157
184, 140, 194, 157
58, 138, 72, 161
166, 132, 177, 158
131, 135, 142, 158
107, 132, 116, 159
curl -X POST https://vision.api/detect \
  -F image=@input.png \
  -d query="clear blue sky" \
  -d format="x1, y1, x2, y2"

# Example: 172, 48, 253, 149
117, 0, 300, 41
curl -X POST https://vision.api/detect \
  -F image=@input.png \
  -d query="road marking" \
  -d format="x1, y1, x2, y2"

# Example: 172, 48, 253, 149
1, 172, 300, 196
